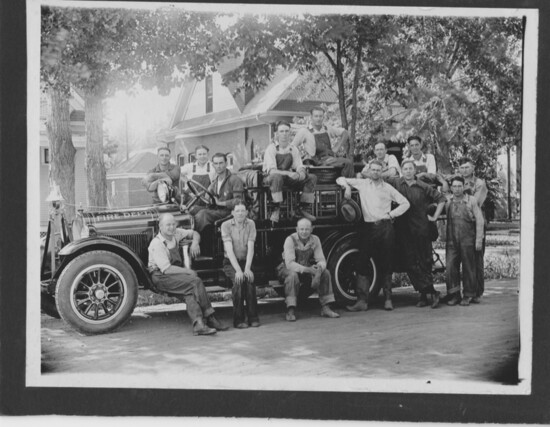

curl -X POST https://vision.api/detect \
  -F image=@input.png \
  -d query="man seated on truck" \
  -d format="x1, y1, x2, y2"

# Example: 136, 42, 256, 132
193, 152, 244, 232
292, 106, 355, 178
142, 147, 181, 204
277, 218, 340, 321
148, 213, 229, 336
221, 201, 260, 329
180, 145, 217, 215
263, 121, 317, 223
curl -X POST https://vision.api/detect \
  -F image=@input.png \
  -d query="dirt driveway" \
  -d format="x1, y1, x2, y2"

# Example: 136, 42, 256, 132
41, 279, 520, 390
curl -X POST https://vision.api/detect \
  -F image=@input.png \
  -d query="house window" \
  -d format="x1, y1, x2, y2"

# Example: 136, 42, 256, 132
188, 153, 196, 163
42, 148, 50, 165
226, 153, 234, 170
111, 180, 116, 196
177, 154, 186, 167
205, 75, 213, 114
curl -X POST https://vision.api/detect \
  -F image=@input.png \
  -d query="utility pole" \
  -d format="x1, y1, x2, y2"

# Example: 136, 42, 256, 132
125, 112, 129, 161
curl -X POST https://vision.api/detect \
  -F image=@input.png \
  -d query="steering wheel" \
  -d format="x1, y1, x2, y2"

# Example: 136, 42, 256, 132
183, 179, 217, 210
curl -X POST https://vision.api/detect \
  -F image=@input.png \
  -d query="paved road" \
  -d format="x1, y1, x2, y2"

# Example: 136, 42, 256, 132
41, 279, 519, 390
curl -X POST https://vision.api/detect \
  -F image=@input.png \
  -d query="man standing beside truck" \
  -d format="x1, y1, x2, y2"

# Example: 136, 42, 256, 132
336, 160, 410, 311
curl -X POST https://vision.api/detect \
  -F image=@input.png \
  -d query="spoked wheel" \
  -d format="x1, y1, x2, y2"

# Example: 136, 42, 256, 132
56, 251, 138, 335
327, 237, 377, 305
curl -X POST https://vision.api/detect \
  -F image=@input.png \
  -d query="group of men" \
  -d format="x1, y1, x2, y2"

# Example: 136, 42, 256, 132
143, 106, 488, 336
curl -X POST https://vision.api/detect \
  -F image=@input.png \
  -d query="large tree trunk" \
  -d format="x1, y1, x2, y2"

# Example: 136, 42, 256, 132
46, 87, 76, 222
434, 138, 453, 174
84, 92, 107, 211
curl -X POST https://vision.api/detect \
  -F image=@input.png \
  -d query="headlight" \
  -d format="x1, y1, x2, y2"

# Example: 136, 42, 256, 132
72, 216, 89, 240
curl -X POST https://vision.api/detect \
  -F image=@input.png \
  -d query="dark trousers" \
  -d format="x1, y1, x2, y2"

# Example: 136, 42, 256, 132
476, 229, 486, 297
223, 259, 259, 326
194, 207, 231, 232
404, 235, 434, 293
357, 220, 395, 276
277, 264, 335, 307
151, 270, 214, 323
446, 242, 477, 298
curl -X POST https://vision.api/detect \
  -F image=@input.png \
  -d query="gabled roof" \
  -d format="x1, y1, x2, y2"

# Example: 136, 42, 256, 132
161, 67, 337, 141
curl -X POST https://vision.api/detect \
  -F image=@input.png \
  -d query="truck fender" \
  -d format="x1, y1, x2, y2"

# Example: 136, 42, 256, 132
56, 236, 154, 289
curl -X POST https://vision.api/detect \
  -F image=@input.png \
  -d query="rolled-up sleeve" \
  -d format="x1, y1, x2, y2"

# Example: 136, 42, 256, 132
248, 221, 257, 242
292, 128, 316, 157
221, 221, 232, 244
263, 145, 277, 174
388, 186, 410, 218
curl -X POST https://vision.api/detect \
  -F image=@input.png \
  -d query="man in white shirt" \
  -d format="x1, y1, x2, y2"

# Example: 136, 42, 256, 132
292, 106, 354, 177
263, 121, 317, 223
148, 213, 228, 336
360, 142, 401, 178
180, 145, 217, 214
403, 136, 437, 176
336, 160, 410, 311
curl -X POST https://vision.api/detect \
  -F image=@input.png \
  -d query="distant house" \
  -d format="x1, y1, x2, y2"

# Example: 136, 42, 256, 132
40, 88, 87, 231
157, 64, 338, 171
106, 150, 160, 208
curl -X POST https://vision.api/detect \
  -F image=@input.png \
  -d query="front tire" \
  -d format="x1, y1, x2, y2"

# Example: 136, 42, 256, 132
56, 251, 138, 335
327, 237, 377, 305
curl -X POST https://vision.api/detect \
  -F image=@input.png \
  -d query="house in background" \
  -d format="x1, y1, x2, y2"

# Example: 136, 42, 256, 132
106, 150, 159, 208
40, 88, 87, 231
157, 63, 338, 171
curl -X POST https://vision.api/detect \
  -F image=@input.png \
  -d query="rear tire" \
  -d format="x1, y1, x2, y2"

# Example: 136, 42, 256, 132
56, 251, 138, 335
327, 237, 377, 305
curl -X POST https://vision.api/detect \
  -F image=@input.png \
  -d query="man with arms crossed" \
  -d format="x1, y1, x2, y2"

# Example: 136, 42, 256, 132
278, 218, 340, 321
221, 201, 260, 329
148, 213, 228, 336
336, 160, 410, 311
292, 106, 355, 178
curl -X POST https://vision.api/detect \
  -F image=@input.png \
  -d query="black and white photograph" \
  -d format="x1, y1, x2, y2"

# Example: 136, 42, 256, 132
3, 0, 547, 422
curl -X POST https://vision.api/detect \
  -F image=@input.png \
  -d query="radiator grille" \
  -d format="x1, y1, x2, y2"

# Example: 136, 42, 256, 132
102, 232, 152, 264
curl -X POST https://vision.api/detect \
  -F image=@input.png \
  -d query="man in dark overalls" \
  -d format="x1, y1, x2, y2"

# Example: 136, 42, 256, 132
292, 106, 355, 178
148, 213, 228, 335
445, 176, 485, 306
181, 145, 216, 215
263, 121, 317, 223
277, 218, 340, 321
402, 135, 437, 177
459, 157, 488, 302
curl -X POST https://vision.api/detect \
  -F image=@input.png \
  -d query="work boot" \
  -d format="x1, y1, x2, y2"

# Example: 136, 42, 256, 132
270, 207, 280, 223
460, 296, 472, 306
446, 293, 461, 306
471, 296, 481, 304
347, 274, 369, 311
346, 299, 368, 312
384, 290, 393, 311
320, 305, 340, 318
431, 291, 441, 309
235, 322, 249, 329
416, 293, 429, 307
294, 204, 316, 222
249, 320, 261, 327
193, 318, 217, 336
286, 307, 296, 322
206, 315, 229, 331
